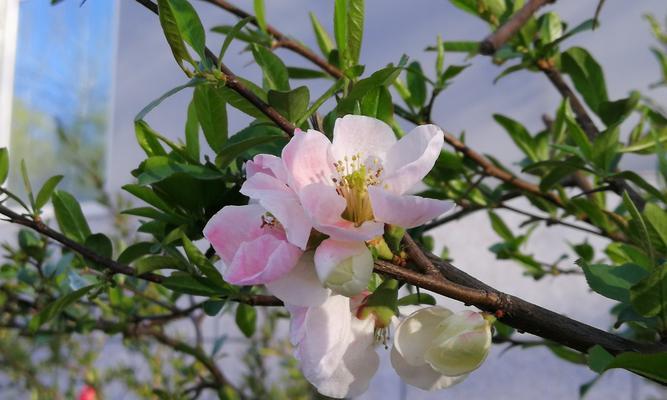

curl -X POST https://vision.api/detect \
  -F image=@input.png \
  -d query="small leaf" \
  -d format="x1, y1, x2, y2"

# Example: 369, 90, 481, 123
236, 303, 257, 337
0, 148, 8, 185
135, 79, 203, 122
578, 260, 648, 303
216, 131, 286, 169
622, 191, 654, 262
333, 0, 349, 68
118, 242, 156, 265
494, 114, 539, 161
488, 211, 515, 241
538, 12, 562, 45
561, 47, 608, 113
29, 285, 96, 332
309, 12, 334, 57
630, 261, 666, 318
267, 86, 310, 123
193, 84, 228, 153
253, 0, 267, 33
347, 0, 364, 67
135, 255, 182, 275
137, 156, 223, 185
184, 99, 200, 161
20, 160, 35, 210
406, 61, 427, 108
158, 0, 206, 62
85, 233, 113, 266
203, 300, 225, 316
181, 234, 225, 286
643, 204, 667, 248
52, 191, 92, 243
286, 66, 329, 80
161, 272, 226, 296
251, 44, 290, 91
217, 17, 252, 62
34, 175, 64, 211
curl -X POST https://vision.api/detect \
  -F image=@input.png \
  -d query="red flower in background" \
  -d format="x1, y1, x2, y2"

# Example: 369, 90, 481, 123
78, 385, 97, 400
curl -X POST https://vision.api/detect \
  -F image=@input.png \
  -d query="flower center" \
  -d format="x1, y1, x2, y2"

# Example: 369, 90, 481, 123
374, 326, 391, 349
332, 154, 383, 226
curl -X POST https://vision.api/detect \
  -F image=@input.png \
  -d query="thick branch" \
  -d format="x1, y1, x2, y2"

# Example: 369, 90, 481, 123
479, 0, 555, 55
374, 236, 667, 356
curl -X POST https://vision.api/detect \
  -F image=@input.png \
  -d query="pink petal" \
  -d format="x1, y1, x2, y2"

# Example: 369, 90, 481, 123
241, 173, 312, 249
225, 234, 302, 285
203, 204, 265, 265
383, 124, 444, 194
265, 252, 331, 306
330, 115, 396, 165
282, 129, 336, 192
300, 183, 384, 241
368, 186, 454, 228
245, 154, 288, 183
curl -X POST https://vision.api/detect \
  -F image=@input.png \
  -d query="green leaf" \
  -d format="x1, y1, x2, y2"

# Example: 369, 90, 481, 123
561, 47, 608, 113
493, 114, 539, 161
134, 120, 166, 157
309, 12, 334, 57
587, 345, 614, 373
488, 211, 515, 241
644, 204, 667, 248
253, 0, 267, 33
397, 293, 437, 306
181, 234, 225, 286
442, 40, 479, 53
267, 86, 310, 123
609, 171, 666, 203
565, 111, 593, 160
217, 17, 252, 62
29, 285, 96, 332
297, 79, 345, 126
334, 0, 349, 68
360, 86, 393, 123
251, 44, 290, 91
34, 175, 64, 211
203, 300, 225, 316
538, 12, 562, 44
406, 61, 427, 108
236, 303, 257, 337
193, 84, 228, 153
622, 191, 654, 262
287, 66, 329, 80
338, 65, 401, 112
137, 156, 223, 185
20, 160, 35, 210
0, 148, 8, 185
184, 99, 200, 161
135, 79, 203, 121
588, 345, 667, 384
435, 35, 445, 78
52, 191, 92, 243
161, 272, 226, 296
578, 261, 648, 303
85, 233, 113, 261
590, 126, 620, 172
347, 0, 364, 67
621, 128, 667, 153
136, 255, 182, 275
117, 242, 156, 265
216, 130, 286, 169
597, 91, 640, 127
441, 64, 470, 84
157, 0, 206, 63
630, 261, 666, 318
122, 184, 174, 213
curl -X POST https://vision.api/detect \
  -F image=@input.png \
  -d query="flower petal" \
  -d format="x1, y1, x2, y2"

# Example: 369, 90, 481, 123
203, 204, 265, 265
313, 316, 379, 398
424, 311, 492, 377
390, 345, 468, 391
331, 115, 396, 165
241, 172, 312, 249
296, 295, 352, 384
368, 186, 455, 228
314, 239, 374, 297
245, 154, 287, 183
225, 234, 301, 285
300, 183, 384, 241
282, 129, 335, 192
392, 306, 453, 367
265, 252, 330, 306
383, 124, 444, 194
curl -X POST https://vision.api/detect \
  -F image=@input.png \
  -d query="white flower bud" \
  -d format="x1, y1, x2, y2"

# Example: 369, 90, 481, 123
391, 306, 492, 391
314, 239, 374, 297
